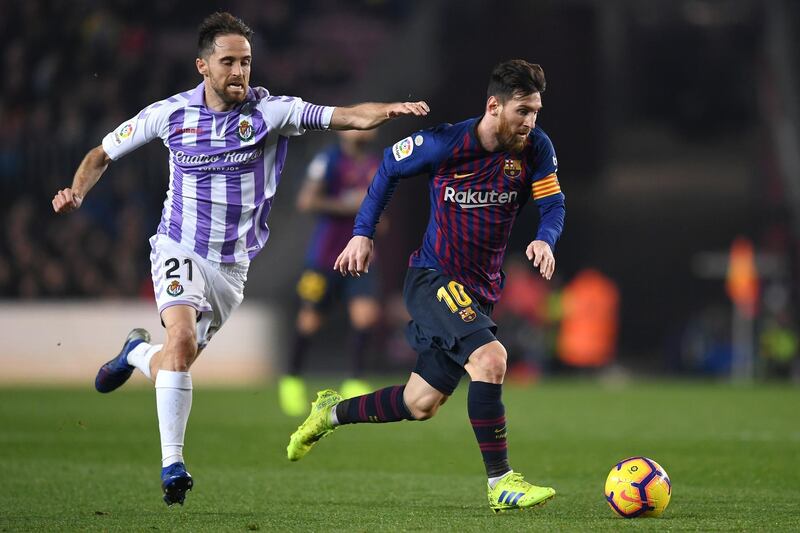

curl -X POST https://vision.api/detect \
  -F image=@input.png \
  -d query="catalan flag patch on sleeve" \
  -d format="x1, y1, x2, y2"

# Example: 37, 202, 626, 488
532, 173, 561, 200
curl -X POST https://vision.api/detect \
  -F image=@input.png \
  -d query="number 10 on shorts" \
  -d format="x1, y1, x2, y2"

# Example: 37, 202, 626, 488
436, 281, 472, 312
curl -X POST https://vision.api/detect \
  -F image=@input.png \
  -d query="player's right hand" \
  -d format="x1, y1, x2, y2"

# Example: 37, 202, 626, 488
52, 188, 83, 214
334, 235, 374, 277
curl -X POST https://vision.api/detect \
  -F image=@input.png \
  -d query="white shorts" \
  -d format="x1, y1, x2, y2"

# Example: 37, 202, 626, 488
149, 234, 248, 348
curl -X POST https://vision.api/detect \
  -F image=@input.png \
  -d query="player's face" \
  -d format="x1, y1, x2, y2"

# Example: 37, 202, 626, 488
496, 92, 542, 153
197, 34, 252, 107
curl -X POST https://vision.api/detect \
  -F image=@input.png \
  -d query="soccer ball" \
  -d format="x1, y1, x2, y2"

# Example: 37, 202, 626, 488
604, 456, 672, 518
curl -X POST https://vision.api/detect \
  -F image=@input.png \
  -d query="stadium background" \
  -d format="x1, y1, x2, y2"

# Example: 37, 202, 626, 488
2, 0, 798, 381
1, 1, 799, 530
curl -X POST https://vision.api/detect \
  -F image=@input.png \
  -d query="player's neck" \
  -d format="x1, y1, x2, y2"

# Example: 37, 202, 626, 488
475, 116, 502, 152
204, 84, 237, 113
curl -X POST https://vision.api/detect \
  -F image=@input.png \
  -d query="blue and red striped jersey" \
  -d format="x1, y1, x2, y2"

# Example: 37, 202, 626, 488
305, 144, 380, 268
354, 117, 565, 304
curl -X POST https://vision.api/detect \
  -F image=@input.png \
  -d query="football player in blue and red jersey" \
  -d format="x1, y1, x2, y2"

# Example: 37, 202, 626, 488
280, 130, 382, 416
287, 59, 564, 513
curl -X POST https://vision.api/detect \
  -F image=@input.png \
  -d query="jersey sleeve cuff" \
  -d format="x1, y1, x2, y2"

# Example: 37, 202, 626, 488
301, 104, 335, 131
353, 227, 375, 239
100, 135, 122, 161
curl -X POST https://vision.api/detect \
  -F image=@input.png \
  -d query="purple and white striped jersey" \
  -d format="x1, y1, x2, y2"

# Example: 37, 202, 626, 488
102, 81, 334, 263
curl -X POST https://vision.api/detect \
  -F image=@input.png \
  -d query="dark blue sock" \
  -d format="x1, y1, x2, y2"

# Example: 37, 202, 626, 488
468, 381, 510, 478
335, 385, 415, 424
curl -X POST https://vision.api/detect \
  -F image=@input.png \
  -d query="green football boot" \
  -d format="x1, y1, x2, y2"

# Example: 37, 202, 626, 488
488, 472, 555, 513
278, 375, 308, 417
287, 389, 343, 462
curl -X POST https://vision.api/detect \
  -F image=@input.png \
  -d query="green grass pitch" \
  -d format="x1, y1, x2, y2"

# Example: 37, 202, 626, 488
1, 379, 798, 531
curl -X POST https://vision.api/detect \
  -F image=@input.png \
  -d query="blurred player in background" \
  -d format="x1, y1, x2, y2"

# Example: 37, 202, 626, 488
51, 11, 428, 506
287, 60, 565, 513
281, 129, 382, 416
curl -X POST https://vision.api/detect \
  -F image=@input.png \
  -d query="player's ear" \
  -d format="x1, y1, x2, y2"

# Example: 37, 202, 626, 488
196, 57, 208, 77
487, 95, 501, 117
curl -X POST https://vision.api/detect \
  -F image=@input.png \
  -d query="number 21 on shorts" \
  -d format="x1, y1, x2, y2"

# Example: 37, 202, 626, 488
164, 257, 193, 297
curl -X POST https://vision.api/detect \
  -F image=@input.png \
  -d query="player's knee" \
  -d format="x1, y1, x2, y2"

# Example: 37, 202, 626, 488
297, 308, 322, 334
471, 344, 508, 383
165, 326, 197, 370
349, 300, 380, 329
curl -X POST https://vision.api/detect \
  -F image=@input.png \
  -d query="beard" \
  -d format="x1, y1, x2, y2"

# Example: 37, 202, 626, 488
497, 114, 528, 153
212, 79, 247, 105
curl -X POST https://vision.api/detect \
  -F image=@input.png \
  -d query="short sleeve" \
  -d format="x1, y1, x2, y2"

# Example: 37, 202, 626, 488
380, 128, 445, 179
101, 102, 171, 160
256, 94, 335, 137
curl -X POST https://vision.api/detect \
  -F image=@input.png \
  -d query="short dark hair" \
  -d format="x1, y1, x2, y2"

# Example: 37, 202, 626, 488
197, 12, 254, 58
487, 60, 546, 102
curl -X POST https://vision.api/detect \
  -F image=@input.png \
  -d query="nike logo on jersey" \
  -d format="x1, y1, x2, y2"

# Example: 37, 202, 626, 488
454, 172, 475, 179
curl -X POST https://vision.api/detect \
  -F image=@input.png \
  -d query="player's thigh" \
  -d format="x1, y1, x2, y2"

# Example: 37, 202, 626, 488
201, 262, 247, 346
150, 234, 246, 349
403, 268, 497, 387
150, 234, 212, 318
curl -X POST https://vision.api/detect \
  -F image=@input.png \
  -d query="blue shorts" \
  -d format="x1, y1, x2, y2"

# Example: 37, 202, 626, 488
403, 267, 497, 395
296, 267, 378, 311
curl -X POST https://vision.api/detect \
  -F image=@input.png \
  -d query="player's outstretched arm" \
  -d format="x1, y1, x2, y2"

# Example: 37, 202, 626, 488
330, 101, 429, 130
334, 236, 374, 277
526, 240, 556, 280
52, 145, 111, 214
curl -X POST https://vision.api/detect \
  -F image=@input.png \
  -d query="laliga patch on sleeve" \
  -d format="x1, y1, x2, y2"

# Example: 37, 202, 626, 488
392, 136, 414, 161
113, 121, 136, 146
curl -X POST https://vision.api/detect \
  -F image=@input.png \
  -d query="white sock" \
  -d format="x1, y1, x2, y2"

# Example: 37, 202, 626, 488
329, 403, 340, 427
488, 470, 513, 489
155, 370, 193, 468
126, 343, 162, 380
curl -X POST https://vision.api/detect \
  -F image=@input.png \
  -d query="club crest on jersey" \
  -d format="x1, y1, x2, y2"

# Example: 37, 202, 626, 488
237, 118, 254, 142
459, 306, 477, 322
504, 158, 522, 178
166, 280, 184, 297
392, 136, 414, 161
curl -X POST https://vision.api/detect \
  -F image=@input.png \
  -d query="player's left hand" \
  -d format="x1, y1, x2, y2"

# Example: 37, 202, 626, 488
387, 101, 430, 118
334, 235, 374, 277
526, 240, 555, 280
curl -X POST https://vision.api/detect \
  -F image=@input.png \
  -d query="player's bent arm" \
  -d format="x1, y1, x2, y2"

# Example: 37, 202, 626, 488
52, 145, 111, 214
330, 101, 429, 130
534, 196, 565, 251
527, 195, 565, 280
